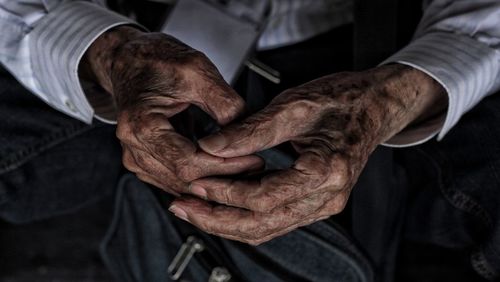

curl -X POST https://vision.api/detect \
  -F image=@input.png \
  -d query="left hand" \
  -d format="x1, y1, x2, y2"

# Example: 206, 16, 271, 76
169, 64, 446, 245
81, 27, 263, 196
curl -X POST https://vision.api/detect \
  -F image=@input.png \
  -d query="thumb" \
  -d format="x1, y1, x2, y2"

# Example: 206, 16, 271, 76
198, 105, 299, 158
189, 74, 245, 126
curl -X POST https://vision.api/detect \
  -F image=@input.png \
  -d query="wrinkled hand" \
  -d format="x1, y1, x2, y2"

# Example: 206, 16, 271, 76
83, 26, 262, 195
170, 64, 446, 244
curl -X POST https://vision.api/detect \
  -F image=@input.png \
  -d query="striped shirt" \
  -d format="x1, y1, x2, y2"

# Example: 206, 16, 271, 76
0, 0, 499, 146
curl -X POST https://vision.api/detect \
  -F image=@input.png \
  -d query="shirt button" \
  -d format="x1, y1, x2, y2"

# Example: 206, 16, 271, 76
65, 100, 77, 112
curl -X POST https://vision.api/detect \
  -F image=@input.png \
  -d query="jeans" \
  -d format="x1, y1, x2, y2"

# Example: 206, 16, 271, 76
399, 94, 500, 280
0, 67, 122, 223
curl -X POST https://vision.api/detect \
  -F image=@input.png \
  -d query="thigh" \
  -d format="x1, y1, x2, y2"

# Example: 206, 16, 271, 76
404, 92, 500, 280
101, 175, 374, 282
0, 67, 122, 223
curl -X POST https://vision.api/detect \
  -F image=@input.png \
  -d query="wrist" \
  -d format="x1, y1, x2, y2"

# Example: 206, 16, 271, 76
81, 26, 144, 95
369, 64, 447, 143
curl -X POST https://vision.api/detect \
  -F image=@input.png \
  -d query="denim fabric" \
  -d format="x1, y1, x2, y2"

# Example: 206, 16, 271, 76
100, 174, 375, 282
400, 92, 500, 280
0, 67, 122, 223
350, 147, 409, 282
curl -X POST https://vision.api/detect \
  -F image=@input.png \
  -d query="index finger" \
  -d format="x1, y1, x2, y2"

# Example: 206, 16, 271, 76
198, 98, 311, 158
188, 151, 336, 212
169, 191, 341, 245
118, 112, 265, 183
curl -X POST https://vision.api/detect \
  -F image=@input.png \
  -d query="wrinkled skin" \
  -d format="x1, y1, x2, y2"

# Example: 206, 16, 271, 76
83, 26, 263, 196
84, 27, 446, 245
170, 65, 447, 245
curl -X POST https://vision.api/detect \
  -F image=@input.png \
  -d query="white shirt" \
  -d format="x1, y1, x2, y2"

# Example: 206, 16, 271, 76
0, 0, 499, 146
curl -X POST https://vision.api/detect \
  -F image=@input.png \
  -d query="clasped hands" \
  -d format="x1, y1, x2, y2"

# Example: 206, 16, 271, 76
84, 27, 445, 245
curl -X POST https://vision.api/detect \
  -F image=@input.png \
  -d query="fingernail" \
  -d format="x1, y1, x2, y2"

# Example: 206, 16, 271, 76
190, 184, 208, 200
168, 205, 188, 221
199, 132, 227, 153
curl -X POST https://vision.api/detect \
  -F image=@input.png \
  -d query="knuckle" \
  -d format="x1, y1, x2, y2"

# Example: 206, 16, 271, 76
122, 161, 137, 172
134, 153, 148, 169
247, 239, 264, 246
331, 173, 349, 189
237, 222, 268, 241
122, 153, 139, 172
258, 201, 278, 213
218, 187, 234, 205
330, 197, 348, 215
254, 225, 269, 238
288, 99, 316, 120
246, 194, 279, 213
198, 222, 214, 234
329, 158, 351, 188
116, 123, 130, 141
330, 204, 344, 215
226, 93, 245, 111
220, 97, 244, 122
247, 229, 274, 246
190, 50, 210, 64
176, 165, 195, 182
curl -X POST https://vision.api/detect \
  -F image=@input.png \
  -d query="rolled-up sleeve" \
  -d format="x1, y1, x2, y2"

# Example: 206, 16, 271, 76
383, 0, 500, 147
0, 1, 141, 123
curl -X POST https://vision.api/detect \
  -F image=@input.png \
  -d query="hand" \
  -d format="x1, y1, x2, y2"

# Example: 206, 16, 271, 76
83, 26, 262, 195
169, 64, 447, 244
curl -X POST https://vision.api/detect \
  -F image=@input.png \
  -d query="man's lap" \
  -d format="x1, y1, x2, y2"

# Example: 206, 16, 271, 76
0, 64, 376, 282
101, 174, 374, 282
401, 92, 500, 279
0, 64, 371, 281
1, 56, 499, 279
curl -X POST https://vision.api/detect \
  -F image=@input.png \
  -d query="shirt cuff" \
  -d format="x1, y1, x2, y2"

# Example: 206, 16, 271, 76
381, 31, 500, 147
29, 1, 144, 124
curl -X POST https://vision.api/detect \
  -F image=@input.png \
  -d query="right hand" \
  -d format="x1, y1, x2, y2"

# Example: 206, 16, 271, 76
83, 26, 262, 195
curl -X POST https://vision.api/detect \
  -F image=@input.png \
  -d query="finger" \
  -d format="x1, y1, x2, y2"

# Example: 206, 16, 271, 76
245, 192, 350, 244
246, 214, 331, 245
189, 151, 338, 212
119, 110, 265, 192
182, 151, 264, 182
183, 69, 245, 125
136, 173, 180, 196
121, 148, 143, 174
134, 126, 265, 182
127, 145, 187, 193
169, 191, 339, 245
198, 101, 306, 158
139, 128, 265, 183
128, 142, 264, 196
121, 114, 265, 183
168, 197, 296, 243
123, 147, 183, 195
116, 112, 174, 150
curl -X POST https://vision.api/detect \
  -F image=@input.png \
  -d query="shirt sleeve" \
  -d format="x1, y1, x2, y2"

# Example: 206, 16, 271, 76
382, 0, 500, 147
0, 1, 142, 124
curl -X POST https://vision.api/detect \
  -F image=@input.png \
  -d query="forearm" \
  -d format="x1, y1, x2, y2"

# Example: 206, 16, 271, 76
383, 0, 500, 145
313, 64, 447, 146
370, 64, 447, 143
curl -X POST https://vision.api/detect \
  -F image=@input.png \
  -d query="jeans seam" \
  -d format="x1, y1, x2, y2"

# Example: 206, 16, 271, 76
0, 122, 96, 175
417, 147, 493, 229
